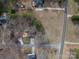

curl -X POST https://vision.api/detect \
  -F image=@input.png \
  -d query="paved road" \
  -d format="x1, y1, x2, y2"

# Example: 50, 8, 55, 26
59, 0, 68, 59
65, 42, 79, 45
35, 7, 65, 11
23, 44, 59, 49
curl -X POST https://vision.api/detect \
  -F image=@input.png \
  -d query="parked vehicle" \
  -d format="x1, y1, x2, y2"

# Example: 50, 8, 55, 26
27, 54, 37, 59
0, 19, 7, 25
0, 13, 7, 25
32, 0, 44, 7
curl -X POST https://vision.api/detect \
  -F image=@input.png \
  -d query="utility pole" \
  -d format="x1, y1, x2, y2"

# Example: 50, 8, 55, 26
59, 0, 67, 59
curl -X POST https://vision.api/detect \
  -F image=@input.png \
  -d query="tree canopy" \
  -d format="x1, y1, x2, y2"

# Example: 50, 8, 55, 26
0, 1, 5, 15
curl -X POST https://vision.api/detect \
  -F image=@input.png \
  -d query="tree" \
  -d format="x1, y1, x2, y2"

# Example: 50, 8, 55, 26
74, 49, 79, 59
58, 0, 65, 7
71, 15, 79, 25
0, 1, 5, 15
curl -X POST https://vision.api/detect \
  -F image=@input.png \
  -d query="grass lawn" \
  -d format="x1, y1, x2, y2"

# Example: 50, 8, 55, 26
68, 0, 79, 14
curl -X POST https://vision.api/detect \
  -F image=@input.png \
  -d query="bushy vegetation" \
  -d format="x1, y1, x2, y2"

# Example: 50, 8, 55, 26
23, 38, 30, 44
9, 0, 17, 3
58, 0, 65, 3
71, 15, 79, 24
22, 13, 34, 17
0, 1, 5, 15
32, 18, 44, 32
74, 48, 79, 59
23, 13, 45, 32
0, 0, 17, 15
24, 48, 32, 54
10, 12, 45, 33
72, 15, 79, 21
10, 14, 18, 19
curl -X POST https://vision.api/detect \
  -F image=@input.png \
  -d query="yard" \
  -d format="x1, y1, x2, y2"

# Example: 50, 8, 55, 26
34, 10, 64, 44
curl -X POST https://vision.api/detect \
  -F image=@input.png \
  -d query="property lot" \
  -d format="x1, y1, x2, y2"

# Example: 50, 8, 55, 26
34, 10, 64, 44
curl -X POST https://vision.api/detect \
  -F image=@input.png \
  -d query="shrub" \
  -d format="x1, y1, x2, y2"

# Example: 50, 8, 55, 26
24, 48, 32, 54
32, 18, 44, 32
23, 37, 30, 44
11, 9, 16, 14
10, 13, 18, 19
71, 15, 79, 24
0, 1, 5, 15
23, 13, 44, 32
22, 13, 33, 17
74, 48, 79, 59
10, 12, 45, 33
